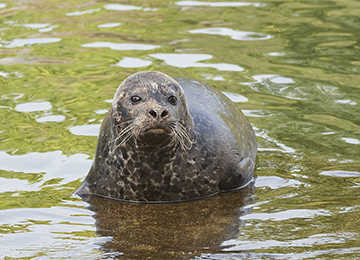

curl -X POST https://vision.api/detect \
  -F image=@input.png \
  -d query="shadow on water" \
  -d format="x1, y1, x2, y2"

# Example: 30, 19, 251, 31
81, 182, 256, 259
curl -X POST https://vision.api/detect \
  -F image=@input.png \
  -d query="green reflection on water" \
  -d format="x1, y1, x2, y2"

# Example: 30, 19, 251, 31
0, 0, 360, 259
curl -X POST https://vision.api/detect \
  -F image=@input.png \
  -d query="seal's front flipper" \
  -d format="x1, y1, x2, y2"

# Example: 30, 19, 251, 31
239, 157, 254, 185
219, 156, 255, 192
75, 181, 91, 196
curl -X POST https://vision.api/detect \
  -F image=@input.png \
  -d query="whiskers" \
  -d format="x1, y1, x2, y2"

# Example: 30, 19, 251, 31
109, 119, 193, 154
171, 121, 193, 151
109, 121, 140, 154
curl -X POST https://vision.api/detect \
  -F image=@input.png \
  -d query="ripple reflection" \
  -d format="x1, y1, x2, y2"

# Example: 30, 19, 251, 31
150, 53, 244, 71
176, 1, 261, 7
189, 27, 272, 41
82, 41, 160, 51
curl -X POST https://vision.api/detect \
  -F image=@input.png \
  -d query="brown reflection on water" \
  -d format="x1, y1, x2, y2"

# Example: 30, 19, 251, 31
82, 183, 255, 259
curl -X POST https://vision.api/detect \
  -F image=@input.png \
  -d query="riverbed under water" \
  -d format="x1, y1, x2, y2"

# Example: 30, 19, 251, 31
1, 0, 360, 259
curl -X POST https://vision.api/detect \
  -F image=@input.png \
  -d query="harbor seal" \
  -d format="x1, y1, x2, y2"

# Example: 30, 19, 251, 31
76, 71, 257, 203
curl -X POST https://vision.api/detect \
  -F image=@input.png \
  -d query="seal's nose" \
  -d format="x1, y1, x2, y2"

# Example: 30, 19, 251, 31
149, 110, 157, 118
149, 109, 168, 118
161, 110, 168, 117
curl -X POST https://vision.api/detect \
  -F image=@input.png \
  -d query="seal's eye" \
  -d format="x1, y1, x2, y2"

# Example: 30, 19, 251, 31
168, 95, 177, 105
131, 95, 142, 104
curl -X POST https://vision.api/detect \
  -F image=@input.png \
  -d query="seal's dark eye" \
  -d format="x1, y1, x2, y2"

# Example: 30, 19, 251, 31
131, 95, 142, 103
168, 95, 177, 105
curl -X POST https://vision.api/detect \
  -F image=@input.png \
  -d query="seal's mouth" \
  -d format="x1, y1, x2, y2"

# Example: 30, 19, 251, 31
141, 123, 173, 135
138, 124, 174, 148
143, 128, 168, 135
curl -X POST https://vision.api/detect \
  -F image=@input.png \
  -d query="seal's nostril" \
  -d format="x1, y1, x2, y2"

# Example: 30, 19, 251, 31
149, 110, 157, 118
161, 110, 168, 117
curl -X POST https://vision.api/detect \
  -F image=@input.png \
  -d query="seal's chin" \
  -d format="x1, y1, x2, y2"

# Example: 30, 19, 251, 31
139, 127, 173, 148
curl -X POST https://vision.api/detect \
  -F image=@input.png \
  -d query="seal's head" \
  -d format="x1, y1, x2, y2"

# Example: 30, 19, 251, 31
111, 71, 193, 151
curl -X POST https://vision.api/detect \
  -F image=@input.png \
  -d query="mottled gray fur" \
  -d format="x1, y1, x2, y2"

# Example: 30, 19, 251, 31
76, 71, 257, 202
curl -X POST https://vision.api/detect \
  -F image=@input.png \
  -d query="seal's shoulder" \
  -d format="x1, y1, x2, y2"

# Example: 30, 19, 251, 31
177, 78, 257, 160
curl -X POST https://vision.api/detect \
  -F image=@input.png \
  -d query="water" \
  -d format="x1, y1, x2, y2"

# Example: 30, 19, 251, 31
0, 0, 359, 259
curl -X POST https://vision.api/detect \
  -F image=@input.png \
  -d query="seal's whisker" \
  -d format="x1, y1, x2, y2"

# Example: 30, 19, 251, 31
119, 124, 137, 137
175, 122, 192, 143
109, 124, 140, 154
114, 119, 134, 127
172, 121, 193, 151
119, 131, 135, 146
117, 123, 137, 138
109, 124, 136, 145
110, 131, 134, 154
134, 127, 141, 139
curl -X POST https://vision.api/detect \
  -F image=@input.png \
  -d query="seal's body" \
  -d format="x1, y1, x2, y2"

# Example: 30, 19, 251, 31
76, 71, 257, 202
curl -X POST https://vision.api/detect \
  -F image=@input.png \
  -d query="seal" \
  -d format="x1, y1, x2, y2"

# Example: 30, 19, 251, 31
76, 71, 257, 203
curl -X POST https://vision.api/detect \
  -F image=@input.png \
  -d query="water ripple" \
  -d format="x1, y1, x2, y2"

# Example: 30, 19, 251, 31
222, 92, 248, 103
222, 232, 355, 251
81, 41, 160, 51
66, 8, 101, 16
0, 207, 102, 259
113, 57, 152, 68
320, 170, 360, 177
2, 38, 61, 48
189, 27, 272, 41
14, 101, 52, 113
256, 176, 302, 189
176, 1, 262, 7
36, 115, 66, 123
341, 137, 360, 145
69, 124, 101, 136
104, 4, 158, 12
150, 53, 244, 71
0, 151, 91, 189
97, 23, 122, 28
22, 23, 51, 29
241, 209, 330, 221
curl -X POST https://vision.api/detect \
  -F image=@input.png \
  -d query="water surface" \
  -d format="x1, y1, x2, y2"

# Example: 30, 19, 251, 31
1, 0, 360, 259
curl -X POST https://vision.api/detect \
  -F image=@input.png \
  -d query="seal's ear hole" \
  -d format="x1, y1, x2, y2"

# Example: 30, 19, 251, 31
131, 95, 142, 104
168, 95, 177, 105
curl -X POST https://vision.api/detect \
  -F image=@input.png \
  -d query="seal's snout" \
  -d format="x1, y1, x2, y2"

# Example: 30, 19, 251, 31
148, 109, 169, 119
